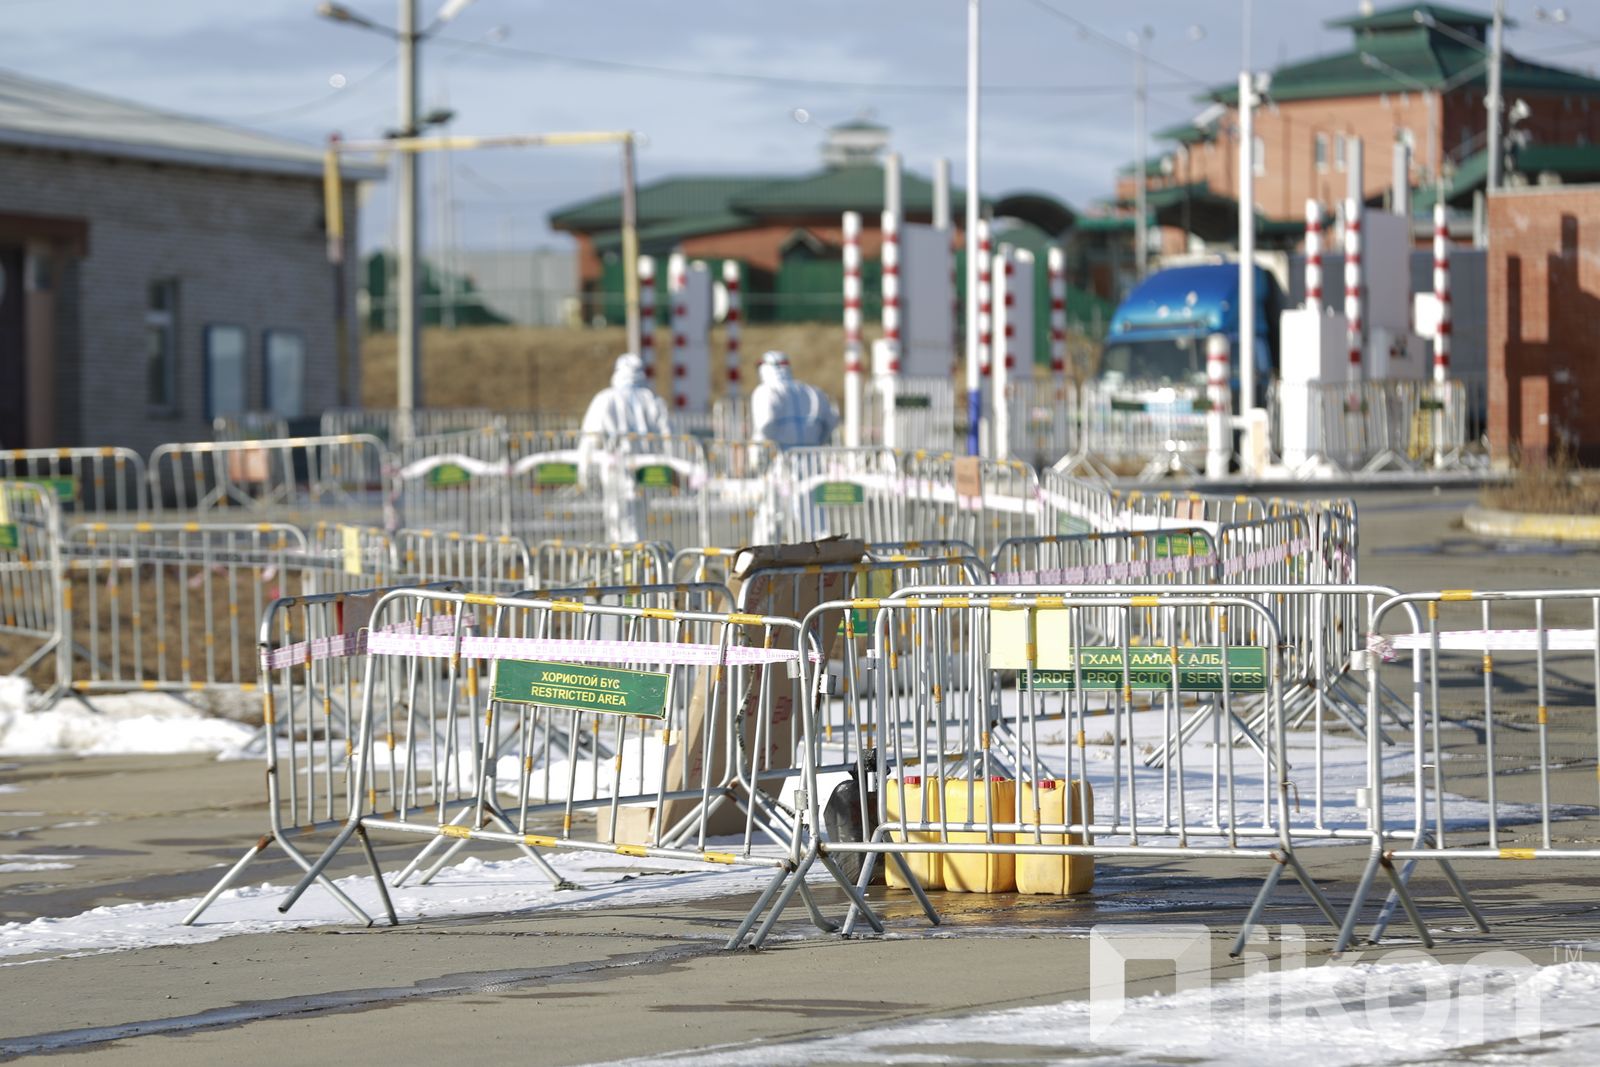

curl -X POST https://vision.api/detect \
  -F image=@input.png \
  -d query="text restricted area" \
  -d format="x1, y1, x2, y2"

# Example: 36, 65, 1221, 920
492, 659, 670, 718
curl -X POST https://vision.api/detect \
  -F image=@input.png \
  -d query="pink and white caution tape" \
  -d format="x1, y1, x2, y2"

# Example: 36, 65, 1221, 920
364, 631, 803, 667
261, 612, 473, 670
1370, 628, 1599, 658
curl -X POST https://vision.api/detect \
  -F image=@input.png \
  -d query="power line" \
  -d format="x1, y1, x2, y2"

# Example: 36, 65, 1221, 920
430, 33, 1195, 96
1020, 0, 1210, 86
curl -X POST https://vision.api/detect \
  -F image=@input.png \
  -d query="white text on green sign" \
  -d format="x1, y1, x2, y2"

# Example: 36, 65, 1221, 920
813, 481, 865, 506
427, 463, 472, 488
1028, 646, 1268, 692
492, 660, 669, 718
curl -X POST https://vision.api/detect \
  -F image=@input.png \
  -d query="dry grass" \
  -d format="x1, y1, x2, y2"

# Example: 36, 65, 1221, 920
361, 324, 1101, 412
1480, 452, 1600, 516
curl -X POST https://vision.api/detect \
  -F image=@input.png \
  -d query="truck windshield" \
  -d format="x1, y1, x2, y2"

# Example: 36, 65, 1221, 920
1099, 334, 1205, 387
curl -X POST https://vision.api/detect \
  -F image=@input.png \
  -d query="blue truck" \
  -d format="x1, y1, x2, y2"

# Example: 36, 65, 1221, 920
1099, 262, 1285, 409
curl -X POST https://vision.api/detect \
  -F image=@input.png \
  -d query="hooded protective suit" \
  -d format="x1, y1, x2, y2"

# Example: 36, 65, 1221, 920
580, 354, 673, 542
750, 351, 839, 450
581, 354, 673, 438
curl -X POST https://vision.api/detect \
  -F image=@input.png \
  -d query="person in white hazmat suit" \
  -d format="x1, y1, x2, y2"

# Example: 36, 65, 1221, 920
579, 353, 673, 542
750, 350, 840, 541
750, 351, 838, 449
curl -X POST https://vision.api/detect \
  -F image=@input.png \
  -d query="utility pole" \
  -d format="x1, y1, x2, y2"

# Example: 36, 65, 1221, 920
1133, 28, 1150, 279
621, 134, 640, 356
1486, 0, 1505, 194
965, 0, 982, 456
1238, 70, 1255, 416
397, 0, 421, 423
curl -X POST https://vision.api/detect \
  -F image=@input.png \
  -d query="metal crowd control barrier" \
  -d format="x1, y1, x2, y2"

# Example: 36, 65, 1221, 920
861, 375, 958, 452
538, 581, 733, 616
393, 428, 507, 533
0, 481, 68, 706
309, 522, 396, 594
1277, 380, 1478, 476
1, 447, 148, 520
580, 433, 709, 548
731, 592, 1342, 952
184, 581, 464, 926
703, 438, 776, 549
213, 413, 291, 442
768, 447, 905, 543
321, 407, 497, 444
532, 540, 672, 590
1039, 468, 1118, 534
1004, 376, 1078, 468
1061, 383, 1209, 481
868, 539, 982, 562
506, 430, 604, 544
275, 588, 820, 929
148, 435, 388, 525
901, 454, 1042, 560
64, 522, 313, 697
396, 529, 532, 594
1336, 588, 1600, 952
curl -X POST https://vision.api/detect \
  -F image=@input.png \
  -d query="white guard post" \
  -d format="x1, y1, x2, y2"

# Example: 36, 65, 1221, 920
1048, 245, 1067, 389
669, 254, 712, 414
842, 211, 864, 447
638, 255, 657, 378
1206, 333, 1232, 479
1432, 202, 1451, 391
974, 218, 993, 455
1342, 196, 1364, 409
722, 260, 742, 391
991, 245, 1034, 460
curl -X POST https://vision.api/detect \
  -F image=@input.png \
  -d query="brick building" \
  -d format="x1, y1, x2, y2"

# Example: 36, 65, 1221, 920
1486, 184, 1600, 466
1114, 3, 1600, 254
0, 69, 376, 453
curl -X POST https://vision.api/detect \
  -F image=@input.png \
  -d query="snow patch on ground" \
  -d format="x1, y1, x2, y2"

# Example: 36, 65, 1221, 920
608, 960, 1600, 1066
0, 862, 73, 873
0, 680, 252, 757
0, 847, 790, 965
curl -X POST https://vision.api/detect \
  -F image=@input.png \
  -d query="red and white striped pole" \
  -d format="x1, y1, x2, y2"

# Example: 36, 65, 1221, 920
1343, 197, 1363, 403
1048, 245, 1067, 388
880, 207, 901, 375
722, 259, 741, 389
1432, 202, 1451, 387
669, 251, 688, 410
1205, 333, 1232, 479
638, 255, 657, 377
975, 218, 993, 453
1304, 200, 1322, 315
842, 210, 864, 447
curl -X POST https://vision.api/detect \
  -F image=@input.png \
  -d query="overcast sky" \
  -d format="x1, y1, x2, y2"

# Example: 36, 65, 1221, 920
5, 0, 1597, 255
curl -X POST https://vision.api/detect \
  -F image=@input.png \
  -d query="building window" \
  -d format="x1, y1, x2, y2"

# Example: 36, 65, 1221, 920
263, 330, 306, 419
145, 279, 179, 411
1252, 135, 1266, 176
1315, 133, 1329, 172
1335, 134, 1347, 171
204, 325, 248, 422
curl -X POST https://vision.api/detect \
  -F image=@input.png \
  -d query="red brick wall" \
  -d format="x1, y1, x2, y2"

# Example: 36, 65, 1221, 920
1487, 184, 1600, 466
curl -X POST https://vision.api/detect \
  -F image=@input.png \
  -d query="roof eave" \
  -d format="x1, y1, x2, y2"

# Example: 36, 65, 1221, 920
0, 126, 384, 181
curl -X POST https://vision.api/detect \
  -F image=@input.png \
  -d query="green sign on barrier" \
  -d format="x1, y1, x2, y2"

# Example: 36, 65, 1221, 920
426, 463, 472, 488
1153, 532, 1212, 558
0, 524, 17, 550
14, 476, 77, 502
635, 464, 679, 489
534, 462, 578, 487
895, 394, 931, 410
493, 660, 669, 718
1029, 646, 1268, 692
1056, 514, 1091, 535
813, 481, 865, 506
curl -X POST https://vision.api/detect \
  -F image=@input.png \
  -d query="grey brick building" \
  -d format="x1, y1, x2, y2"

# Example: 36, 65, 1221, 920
0, 69, 379, 454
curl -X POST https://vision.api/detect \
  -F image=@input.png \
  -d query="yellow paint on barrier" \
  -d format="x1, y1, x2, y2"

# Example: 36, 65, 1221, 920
1499, 848, 1537, 860
440, 825, 472, 840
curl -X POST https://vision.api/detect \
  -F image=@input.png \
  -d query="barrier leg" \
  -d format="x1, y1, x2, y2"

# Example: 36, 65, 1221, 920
1436, 859, 1491, 933
392, 804, 475, 886
1367, 858, 1412, 944
481, 800, 575, 889
821, 850, 883, 936
357, 825, 400, 927
1231, 854, 1289, 957
1281, 849, 1342, 928
183, 834, 272, 926
749, 846, 822, 949
886, 852, 942, 926
795, 880, 840, 934
726, 865, 796, 950
1378, 854, 1434, 948
277, 821, 362, 916
1335, 850, 1384, 953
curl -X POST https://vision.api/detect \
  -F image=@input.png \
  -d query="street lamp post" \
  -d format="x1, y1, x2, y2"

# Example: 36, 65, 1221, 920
1131, 27, 1152, 280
